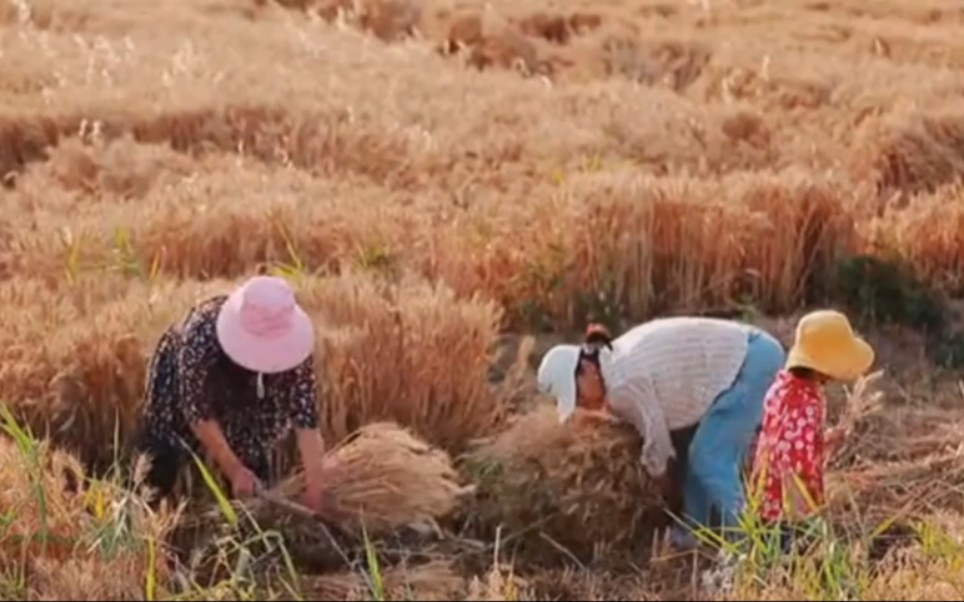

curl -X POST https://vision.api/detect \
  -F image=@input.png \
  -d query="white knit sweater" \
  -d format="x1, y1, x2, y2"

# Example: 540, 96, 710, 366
601, 317, 751, 477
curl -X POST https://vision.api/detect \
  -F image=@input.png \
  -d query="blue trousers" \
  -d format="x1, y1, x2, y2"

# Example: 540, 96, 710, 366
681, 327, 785, 536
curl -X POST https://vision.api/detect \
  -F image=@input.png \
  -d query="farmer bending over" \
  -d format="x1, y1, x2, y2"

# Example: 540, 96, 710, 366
133, 275, 328, 512
537, 317, 785, 551
750, 310, 874, 551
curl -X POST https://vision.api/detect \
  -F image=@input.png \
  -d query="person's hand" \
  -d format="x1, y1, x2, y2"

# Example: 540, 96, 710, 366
228, 464, 263, 499
652, 468, 676, 499
300, 471, 326, 515
823, 425, 851, 466
825, 426, 849, 449
643, 452, 676, 500
294, 428, 331, 515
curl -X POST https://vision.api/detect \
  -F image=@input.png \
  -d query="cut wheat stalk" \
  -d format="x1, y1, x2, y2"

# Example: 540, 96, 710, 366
829, 369, 886, 466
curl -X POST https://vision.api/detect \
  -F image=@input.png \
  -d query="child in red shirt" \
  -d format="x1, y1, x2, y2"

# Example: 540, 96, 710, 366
750, 310, 874, 543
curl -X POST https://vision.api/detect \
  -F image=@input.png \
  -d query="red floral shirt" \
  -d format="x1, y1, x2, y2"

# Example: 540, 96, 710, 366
751, 370, 826, 522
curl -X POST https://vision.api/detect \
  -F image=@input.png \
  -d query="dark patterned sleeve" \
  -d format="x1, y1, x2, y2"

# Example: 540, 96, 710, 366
288, 356, 320, 430
177, 313, 219, 426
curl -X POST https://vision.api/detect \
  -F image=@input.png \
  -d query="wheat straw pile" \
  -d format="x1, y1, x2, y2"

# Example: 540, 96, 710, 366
461, 405, 664, 564
270, 422, 474, 536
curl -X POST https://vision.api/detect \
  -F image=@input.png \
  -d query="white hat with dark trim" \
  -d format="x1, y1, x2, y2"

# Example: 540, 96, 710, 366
536, 344, 582, 423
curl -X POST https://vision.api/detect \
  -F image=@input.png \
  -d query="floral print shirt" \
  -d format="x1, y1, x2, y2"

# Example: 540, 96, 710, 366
750, 370, 826, 523
141, 295, 320, 472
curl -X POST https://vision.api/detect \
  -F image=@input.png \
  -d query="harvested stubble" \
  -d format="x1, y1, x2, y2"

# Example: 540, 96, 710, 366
827, 446, 964, 528
461, 405, 665, 566
819, 375, 964, 550
300, 559, 464, 601
28, 556, 160, 602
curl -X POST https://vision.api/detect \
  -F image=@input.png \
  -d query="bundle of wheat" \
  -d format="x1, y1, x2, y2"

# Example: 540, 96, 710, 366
272, 422, 473, 536
181, 423, 474, 580
460, 405, 666, 566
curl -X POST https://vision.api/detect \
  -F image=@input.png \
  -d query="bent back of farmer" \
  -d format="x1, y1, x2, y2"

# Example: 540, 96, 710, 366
133, 275, 329, 513
537, 316, 785, 550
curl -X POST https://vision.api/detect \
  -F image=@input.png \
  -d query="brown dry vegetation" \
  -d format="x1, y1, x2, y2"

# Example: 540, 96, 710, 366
2, 0, 964, 599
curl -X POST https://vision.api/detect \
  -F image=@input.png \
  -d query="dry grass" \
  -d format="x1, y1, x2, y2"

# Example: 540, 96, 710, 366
2, 0, 964, 598
0, 421, 175, 600
300, 559, 464, 601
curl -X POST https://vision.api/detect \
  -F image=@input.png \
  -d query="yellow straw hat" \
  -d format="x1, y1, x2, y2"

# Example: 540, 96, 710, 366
785, 310, 875, 382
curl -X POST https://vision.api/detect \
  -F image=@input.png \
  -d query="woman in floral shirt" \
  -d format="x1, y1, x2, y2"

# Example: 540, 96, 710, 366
133, 275, 328, 512
751, 310, 874, 546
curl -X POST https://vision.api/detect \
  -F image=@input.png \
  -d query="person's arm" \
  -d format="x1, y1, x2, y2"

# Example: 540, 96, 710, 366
178, 324, 247, 483
296, 428, 325, 472
610, 378, 676, 481
288, 357, 327, 511
823, 425, 847, 464
781, 396, 825, 521
638, 387, 676, 480
193, 419, 247, 480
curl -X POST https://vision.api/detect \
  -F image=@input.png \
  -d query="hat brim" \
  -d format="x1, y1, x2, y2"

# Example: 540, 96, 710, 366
215, 290, 316, 374
537, 345, 581, 423
786, 336, 874, 382
553, 375, 578, 423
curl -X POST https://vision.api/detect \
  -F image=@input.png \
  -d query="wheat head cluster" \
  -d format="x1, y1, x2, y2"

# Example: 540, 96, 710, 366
1, 0, 964, 599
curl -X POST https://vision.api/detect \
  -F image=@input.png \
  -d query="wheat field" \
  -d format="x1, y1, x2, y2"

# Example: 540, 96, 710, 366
2, 0, 964, 598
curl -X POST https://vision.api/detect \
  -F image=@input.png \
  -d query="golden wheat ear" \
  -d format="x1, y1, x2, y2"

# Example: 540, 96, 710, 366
267, 422, 468, 535
132, 452, 153, 488
841, 369, 886, 432
829, 369, 886, 466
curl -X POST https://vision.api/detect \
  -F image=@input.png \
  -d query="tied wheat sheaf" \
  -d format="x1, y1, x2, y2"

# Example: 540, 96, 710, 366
270, 422, 474, 535
180, 422, 475, 587
462, 405, 666, 565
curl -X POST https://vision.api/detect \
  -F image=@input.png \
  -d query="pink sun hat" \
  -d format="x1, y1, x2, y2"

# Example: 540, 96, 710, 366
215, 275, 316, 374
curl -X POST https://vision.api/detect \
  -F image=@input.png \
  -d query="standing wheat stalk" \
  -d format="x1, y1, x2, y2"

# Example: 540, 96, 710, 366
830, 369, 885, 464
